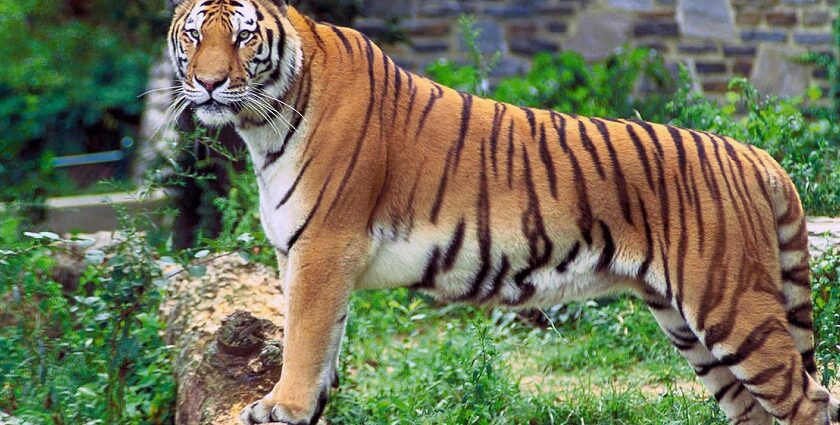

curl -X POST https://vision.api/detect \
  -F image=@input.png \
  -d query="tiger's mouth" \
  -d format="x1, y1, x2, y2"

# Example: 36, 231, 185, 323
194, 99, 237, 126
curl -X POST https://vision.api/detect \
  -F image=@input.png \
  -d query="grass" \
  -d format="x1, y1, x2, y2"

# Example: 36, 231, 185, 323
327, 291, 727, 425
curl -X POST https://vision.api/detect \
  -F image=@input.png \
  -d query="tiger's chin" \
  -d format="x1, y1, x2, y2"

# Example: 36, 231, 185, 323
194, 101, 237, 127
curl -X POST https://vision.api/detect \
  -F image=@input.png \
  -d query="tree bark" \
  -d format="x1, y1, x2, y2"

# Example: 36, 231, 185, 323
161, 254, 286, 425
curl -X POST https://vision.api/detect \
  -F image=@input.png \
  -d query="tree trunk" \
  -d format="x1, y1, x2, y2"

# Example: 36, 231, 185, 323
161, 254, 286, 425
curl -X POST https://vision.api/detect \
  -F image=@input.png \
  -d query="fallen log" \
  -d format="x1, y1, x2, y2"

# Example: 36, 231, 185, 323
161, 254, 286, 425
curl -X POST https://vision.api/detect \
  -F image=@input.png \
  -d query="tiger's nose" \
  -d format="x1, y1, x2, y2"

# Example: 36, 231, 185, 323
196, 76, 226, 93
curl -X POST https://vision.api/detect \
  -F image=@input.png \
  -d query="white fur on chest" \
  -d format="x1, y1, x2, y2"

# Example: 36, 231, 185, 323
236, 117, 310, 254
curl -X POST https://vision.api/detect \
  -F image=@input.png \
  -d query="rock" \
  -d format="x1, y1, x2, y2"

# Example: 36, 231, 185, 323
566, 11, 634, 61
794, 32, 834, 46
362, 0, 413, 18
807, 217, 840, 256
608, 0, 655, 11
750, 44, 809, 97
677, 0, 736, 41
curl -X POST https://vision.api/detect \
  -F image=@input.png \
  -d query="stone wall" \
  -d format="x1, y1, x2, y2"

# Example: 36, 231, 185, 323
354, 0, 837, 96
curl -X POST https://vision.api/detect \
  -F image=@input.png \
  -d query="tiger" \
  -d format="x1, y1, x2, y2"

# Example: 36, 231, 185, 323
166, 0, 840, 423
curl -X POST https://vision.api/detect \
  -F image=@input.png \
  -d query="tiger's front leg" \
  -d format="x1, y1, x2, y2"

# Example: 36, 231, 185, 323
240, 239, 356, 425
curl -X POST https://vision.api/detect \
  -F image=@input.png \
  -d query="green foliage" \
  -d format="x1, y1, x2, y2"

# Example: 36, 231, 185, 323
667, 69, 840, 215
0, 0, 169, 202
427, 45, 674, 121
811, 247, 840, 387
0, 213, 174, 424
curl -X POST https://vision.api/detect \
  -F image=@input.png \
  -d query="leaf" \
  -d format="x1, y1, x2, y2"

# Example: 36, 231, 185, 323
188, 265, 207, 277
40, 231, 60, 240
237, 232, 254, 243
23, 231, 44, 239
194, 249, 211, 259
85, 249, 106, 264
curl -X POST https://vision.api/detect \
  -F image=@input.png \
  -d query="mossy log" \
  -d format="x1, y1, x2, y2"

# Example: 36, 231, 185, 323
161, 255, 286, 425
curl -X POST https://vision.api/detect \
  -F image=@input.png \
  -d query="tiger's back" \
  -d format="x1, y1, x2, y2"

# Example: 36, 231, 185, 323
165, 2, 838, 423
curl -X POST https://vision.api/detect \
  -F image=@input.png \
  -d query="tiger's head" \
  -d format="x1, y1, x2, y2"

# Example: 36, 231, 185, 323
168, 0, 302, 126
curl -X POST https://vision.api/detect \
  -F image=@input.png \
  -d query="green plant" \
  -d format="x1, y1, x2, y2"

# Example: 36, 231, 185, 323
427, 21, 674, 121
667, 68, 840, 215
0, 0, 168, 202
0, 210, 175, 424
811, 246, 840, 387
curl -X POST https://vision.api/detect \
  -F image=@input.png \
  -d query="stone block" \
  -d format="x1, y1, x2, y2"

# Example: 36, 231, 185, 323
566, 11, 634, 61
781, 0, 817, 4
401, 19, 452, 37
794, 32, 833, 45
765, 11, 797, 26
678, 43, 719, 54
702, 79, 731, 93
411, 40, 450, 53
354, 18, 388, 38
418, 1, 475, 17
750, 44, 809, 97
733, 60, 753, 76
633, 21, 679, 37
536, 4, 576, 14
723, 45, 757, 56
484, 5, 534, 18
506, 22, 537, 38
741, 30, 787, 42
490, 56, 530, 78
678, 0, 736, 40
736, 10, 763, 26
695, 61, 727, 74
459, 19, 505, 54
363, 0, 413, 18
608, 0, 655, 11
510, 38, 561, 55
547, 21, 569, 33
802, 10, 831, 26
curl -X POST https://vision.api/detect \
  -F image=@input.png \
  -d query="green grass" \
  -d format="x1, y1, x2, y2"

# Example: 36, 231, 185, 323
327, 291, 726, 425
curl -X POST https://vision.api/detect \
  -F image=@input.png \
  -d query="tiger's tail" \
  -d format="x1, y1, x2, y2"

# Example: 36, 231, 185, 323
771, 171, 839, 422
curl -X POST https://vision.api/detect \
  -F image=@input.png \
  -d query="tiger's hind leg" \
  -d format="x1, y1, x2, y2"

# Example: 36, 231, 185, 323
644, 294, 774, 424
689, 271, 832, 425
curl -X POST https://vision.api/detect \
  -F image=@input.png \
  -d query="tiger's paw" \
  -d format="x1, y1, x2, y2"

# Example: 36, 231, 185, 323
239, 392, 327, 425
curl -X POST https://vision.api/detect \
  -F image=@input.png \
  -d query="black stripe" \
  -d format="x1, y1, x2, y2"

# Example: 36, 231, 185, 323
506, 121, 515, 189
577, 120, 606, 178
276, 157, 313, 209
411, 247, 441, 290
489, 103, 507, 177
286, 177, 331, 250
595, 220, 615, 272
476, 255, 509, 303
328, 24, 353, 55
441, 220, 466, 271
636, 192, 654, 280
552, 113, 593, 244
430, 146, 456, 224
326, 37, 377, 215
452, 93, 473, 170
592, 118, 632, 224
414, 85, 444, 141
555, 242, 580, 274
521, 107, 536, 138
456, 138, 492, 302
538, 123, 558, 199
510, 143, 553, 306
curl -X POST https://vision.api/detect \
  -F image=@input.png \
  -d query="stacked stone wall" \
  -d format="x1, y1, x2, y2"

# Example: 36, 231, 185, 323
354, 0, 837, 96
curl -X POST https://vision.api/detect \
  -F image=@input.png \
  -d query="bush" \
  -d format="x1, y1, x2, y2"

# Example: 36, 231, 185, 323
0, 0, 169, 202
0, 212, 175, 425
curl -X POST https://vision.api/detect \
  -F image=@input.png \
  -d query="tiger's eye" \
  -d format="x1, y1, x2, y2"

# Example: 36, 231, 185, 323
188, 29, 200, 39
237, 30, 252, 42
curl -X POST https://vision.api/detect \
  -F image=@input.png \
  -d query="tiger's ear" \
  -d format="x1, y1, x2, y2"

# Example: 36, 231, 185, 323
168, 0, 189, 11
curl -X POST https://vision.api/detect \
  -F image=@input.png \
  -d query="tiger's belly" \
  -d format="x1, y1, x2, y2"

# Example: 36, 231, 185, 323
358, 223, 633, 307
